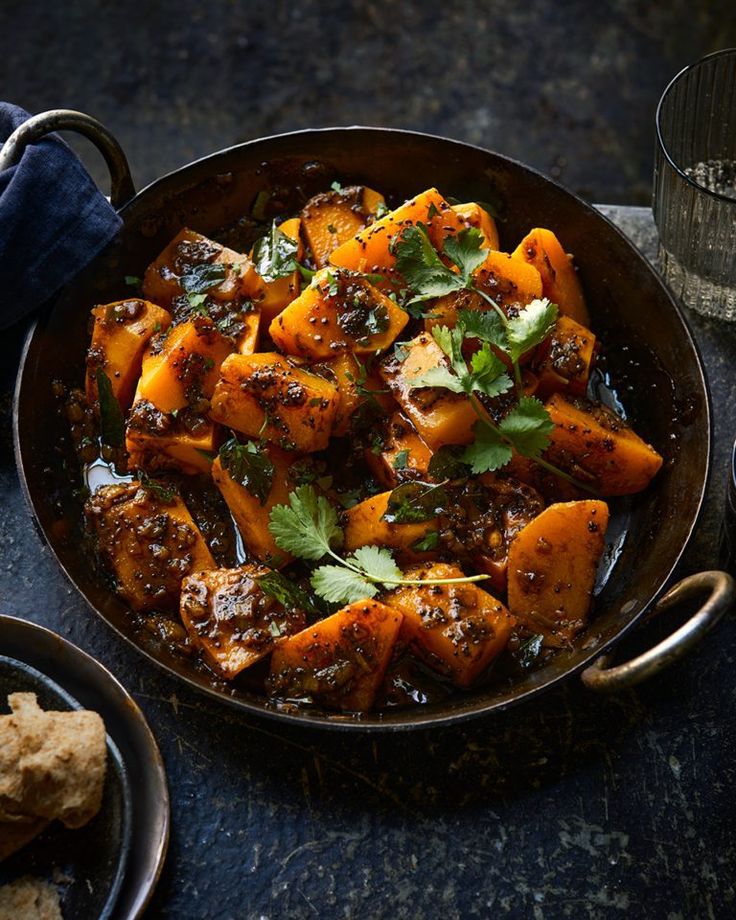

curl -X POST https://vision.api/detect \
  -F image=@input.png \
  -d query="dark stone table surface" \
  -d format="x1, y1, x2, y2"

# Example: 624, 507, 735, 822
1, 207, 735, 919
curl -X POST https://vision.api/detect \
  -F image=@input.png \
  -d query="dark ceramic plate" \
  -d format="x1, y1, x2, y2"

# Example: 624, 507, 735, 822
0, 616, 169, 919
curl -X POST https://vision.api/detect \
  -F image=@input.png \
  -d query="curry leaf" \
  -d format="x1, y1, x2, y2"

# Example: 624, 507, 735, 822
96, 368, 125, 448
219, 438, 274, 504
180, 262, 227, 295
252, 221, 300, 282
383, 481, 448, 524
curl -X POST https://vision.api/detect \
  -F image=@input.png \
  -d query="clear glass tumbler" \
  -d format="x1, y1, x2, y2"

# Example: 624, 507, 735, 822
653, 48, 736, 320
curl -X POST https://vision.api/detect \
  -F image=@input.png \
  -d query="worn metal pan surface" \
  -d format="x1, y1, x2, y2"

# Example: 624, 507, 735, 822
7, 112, 733, 729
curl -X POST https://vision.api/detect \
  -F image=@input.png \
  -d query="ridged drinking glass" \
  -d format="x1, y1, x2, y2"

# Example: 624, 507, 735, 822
654, 48, 736, 320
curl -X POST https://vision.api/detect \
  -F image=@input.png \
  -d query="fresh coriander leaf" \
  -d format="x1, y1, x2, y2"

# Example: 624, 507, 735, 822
468, 346, 514, 398
298, 263, 316, 282
256, 570, 322, 617
498, 396, 554, 458
95, 368, 125, 448
374, 200, 389, 219
252, 221, 299, 282
269, 484, 342, 561
505, 298, 558, 363
268, 620, 284, 637
431, 324, 467, 378
219, 438, 274, 504
180, 262, 227, 295
392, 449, 410, 470
407, 365, 465, 393
393, 224, 464, 304
124, 274, 141, 287
443, 227, 489, 280
383, 481, 447, 524
311, 564, 377, 604
412, 531, 440, 552
348, 545, 403, 585
427, 445, 471, 481
458, 308, 507, 350
516, 633, 545, 669
330, 180, 343, 193
461, 422, 513, 474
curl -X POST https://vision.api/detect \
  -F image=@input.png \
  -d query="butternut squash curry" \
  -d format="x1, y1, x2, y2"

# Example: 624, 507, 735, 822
72, 184, 664, 713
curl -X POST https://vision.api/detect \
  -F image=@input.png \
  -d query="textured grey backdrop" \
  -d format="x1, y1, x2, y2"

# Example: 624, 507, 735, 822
1, 0, 734, 203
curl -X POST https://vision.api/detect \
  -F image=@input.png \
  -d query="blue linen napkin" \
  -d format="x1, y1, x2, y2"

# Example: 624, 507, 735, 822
0, 102, 123, 330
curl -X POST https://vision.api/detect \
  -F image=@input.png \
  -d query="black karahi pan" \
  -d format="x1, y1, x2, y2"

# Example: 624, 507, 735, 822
4, 110, 733, 730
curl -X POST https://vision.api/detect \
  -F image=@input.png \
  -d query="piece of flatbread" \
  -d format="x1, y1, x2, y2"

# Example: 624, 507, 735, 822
0, 693, 106, 831
0, 876, 63, 920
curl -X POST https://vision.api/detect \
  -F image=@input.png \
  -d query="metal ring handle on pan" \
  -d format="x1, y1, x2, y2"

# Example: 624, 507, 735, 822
0, 108, 135, 209
581, 570, 735, 692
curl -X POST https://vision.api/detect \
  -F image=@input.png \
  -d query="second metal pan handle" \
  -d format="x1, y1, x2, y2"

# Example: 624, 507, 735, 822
0, 108, 135, 209
581, 570, 734, 692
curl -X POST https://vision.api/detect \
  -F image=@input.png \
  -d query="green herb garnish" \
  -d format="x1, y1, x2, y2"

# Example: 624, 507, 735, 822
256, 570, 323, 618
252, 220, 300, 283
95, 368, 125, 448
392, 449, 410, 470
219, 438, 274, 504
382, 481, 447, 524
269, 485, 488, 605
136, 473, 177, 503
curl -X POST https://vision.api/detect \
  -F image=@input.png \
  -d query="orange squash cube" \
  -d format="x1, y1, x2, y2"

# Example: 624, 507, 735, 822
180, 564, 307, 678
255, 217, 303, 326
379, 333, 478, 450
384, 562, 515, 686
311, 353, 393, 437
84, 482, 216, 612
85, 299, 171, 411
533, 316, 597, 398
329, 187, 454, 281
507, 500, 609, 645
269, 268, 409, 360
473, 251, 543, 312
125, 403, 218, 476
342, 490, 438, 555
141, 228, 263, 353
268, 599, 403, 711
544, 394, 663, 496
211, 445, 297, 566
513, 228, 590, 326
364, 411, 433, 488
135, 317, 233, 414
301, 185, 386, 268
210, 353, 339, 452
432, 202, 500, 253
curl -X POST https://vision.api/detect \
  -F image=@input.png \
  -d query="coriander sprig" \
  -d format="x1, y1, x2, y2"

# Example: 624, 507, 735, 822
268, 485, 489, 605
